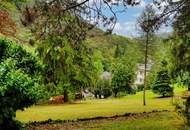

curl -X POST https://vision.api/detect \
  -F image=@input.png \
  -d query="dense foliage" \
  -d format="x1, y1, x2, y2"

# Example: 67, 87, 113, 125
111, 63, 134, 97
37, 35, 98, 101
0, 38, 42, 130
94, 78, 112, 99
168, 36, 190, 90
170, 3, 190, 123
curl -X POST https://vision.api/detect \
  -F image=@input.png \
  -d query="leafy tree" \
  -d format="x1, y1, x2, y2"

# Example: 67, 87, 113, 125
110, 39, 137, 97
37, 35, 98, 101
0, 38, 42, 130
37, 36, 76, 101
111, 63, 134, 97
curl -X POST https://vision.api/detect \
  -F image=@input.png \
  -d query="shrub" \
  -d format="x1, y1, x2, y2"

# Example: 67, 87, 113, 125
136, 85, 144, 92
152, 70, 173, 97
117, 92, 127, 97
93, 78, 112, 99
0, 38, 42, 129
101, 88, 112, 98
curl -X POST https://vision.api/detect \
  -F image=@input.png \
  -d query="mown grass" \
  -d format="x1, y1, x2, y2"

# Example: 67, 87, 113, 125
82, 112, 190, 130
16, 87, 186, 123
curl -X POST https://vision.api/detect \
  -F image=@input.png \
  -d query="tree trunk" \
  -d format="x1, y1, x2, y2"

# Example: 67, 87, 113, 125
95, 93, 98, 98
64, 90, 68, 102
143, 32, 148, 106
114, 89, 118, 97
185, 96, 190, 125
99, 94, 101, 99
114, 92, 117, 97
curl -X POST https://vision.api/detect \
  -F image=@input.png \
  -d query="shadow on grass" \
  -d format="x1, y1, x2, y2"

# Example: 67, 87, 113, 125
153, 96, 172, 99
36, 101, 89, 106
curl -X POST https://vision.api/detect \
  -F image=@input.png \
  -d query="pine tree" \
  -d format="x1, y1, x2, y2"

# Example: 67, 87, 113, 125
152, 70, 173, 97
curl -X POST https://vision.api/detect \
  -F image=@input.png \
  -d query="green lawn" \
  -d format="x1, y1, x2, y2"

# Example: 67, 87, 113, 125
81, 112, 190, 130
16, 88, 186, 123
27, 112, 190, 130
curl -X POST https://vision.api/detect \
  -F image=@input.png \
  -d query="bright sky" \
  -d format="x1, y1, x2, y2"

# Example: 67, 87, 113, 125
110, 0, 173, 37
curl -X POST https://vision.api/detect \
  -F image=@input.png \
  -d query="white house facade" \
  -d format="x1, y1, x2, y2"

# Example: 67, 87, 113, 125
134, 64, 152, 86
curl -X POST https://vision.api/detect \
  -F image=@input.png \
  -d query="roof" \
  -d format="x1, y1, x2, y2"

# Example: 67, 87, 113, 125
137, 64, 152, 71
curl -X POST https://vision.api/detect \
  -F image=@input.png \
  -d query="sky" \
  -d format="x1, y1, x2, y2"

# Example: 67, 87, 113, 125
107, 1, 173, 37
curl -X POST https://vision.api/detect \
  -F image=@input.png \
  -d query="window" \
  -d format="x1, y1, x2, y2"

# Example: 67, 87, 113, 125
139, 71, 143, 76
140, 78, 143, 83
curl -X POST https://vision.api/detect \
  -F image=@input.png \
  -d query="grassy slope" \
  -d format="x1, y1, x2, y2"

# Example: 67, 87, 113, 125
16, 87, 186, 123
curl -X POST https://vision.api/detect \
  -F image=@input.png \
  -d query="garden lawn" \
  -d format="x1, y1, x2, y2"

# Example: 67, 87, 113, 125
27, 112, 190, 130
16, 88, 186, 123
81, 112, 190, 130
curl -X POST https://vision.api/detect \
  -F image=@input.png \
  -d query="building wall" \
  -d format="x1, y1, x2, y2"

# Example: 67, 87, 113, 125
135, 69, 144, 85
134, 64, 151, 86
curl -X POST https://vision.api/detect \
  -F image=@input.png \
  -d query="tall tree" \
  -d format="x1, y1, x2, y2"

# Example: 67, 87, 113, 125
137, 5, 159, 106
37, 34, 97, 102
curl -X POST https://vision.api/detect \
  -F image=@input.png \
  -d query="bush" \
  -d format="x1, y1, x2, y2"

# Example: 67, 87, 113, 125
101, 88, 112, 98
117, 92, 127, 97
0, 38, 42, 129
130, 88, 136, 95
136, 85, 144, 92
152, 70, 173, 97
175, 96, 190, 125
93, 78, 112, 99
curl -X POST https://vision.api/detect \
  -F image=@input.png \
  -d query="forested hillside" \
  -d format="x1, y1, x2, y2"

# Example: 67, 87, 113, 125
2, 1, 190, 130
9, 10, 145, 72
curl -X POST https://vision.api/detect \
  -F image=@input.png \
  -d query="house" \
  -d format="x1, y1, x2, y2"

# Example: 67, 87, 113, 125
134, 64, 152, 86
101, 71, 112, 80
